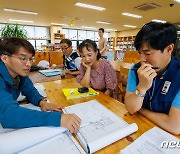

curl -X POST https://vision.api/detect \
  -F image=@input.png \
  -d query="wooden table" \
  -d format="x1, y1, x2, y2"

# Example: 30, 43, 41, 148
110, 60, 133, 72
28, 71, 74, 83
41, 78, 180, 154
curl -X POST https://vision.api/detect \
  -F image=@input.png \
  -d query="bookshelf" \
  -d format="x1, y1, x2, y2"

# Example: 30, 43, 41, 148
54, 33, 65, 50
115, 36, 136, 50
107, 37, 115, 51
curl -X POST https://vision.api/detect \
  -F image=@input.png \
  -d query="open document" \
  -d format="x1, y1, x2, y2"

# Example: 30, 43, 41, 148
120, 127, 180, 154
0, 127, 86, 154
64, 99, 138, 153
0, 104, 85, 154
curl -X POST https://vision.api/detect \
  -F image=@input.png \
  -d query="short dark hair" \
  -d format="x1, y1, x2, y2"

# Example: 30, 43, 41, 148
0, 37, 35, 56
134, 22, 177, 52
60, 39, 72, 47
78, 39, 101, 60
98, 28, 104, 33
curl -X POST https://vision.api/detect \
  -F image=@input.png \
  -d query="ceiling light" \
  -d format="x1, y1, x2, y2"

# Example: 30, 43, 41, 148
9, 19, 34, 23
51, 23, 69, 26
106, 29, 117, 31
81, 26, 96, 29
96, 21, 111, 24
122, 12, 142, 18
174, 0, 180, 3
124, 25, 137, 28
4, 8, 38, 15
75, 2, 106, 11
152, 19, 166, 23
60, 16, 84, 20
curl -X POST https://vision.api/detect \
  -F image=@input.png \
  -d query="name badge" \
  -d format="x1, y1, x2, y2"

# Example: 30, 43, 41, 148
161, 81, 171, 95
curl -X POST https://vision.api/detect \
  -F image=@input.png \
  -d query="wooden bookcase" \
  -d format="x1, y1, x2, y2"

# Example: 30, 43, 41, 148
115, 36, 135, 50
54, 33, 65, 50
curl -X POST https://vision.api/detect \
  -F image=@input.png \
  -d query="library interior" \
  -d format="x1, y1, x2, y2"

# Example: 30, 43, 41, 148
0, 0, 180, 154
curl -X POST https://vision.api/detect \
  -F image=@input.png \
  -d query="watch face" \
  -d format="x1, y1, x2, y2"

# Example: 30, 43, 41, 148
135, 89, 145, 97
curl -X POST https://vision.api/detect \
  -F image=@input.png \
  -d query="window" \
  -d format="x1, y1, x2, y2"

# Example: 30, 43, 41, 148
87, 31, 95, 40
69, 29, 77, 40
78, 30, 86, 40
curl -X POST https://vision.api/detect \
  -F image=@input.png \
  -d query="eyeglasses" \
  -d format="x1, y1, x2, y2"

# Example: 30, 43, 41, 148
60, 46, 70, 51
8, 55, 36, 64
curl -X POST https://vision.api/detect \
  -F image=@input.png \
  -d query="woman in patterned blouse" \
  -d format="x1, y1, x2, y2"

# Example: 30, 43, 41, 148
76, 39, 117, 97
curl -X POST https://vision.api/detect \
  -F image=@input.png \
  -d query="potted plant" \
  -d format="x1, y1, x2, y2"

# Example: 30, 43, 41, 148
0, 24, 27, 38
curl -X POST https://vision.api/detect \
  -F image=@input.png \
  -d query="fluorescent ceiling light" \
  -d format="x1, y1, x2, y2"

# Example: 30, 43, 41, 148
96, 21, 111, 24
51, 23, 69, 26
106, 29, 117, 31
124, 25, 137, 28
61, 16, 84, 20
81, 26, 95, 29
9, 19, 34, 23
75, 2, 106, 11
4, 8, 38, 15
174, 0, 180, 3
152, 19, 166, 23
122, 12, 142, 18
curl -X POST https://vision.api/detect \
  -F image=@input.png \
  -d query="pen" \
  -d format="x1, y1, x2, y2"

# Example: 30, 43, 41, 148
80, 122, 92, 128
131, 66, 159, 70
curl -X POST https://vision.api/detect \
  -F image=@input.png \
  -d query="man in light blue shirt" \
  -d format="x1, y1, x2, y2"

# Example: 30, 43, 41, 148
125, 22, 180, 135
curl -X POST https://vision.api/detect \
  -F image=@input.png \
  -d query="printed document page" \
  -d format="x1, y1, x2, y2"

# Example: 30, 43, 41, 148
64, 99, 138, 153
18, 131, 86, 154
120, 127, 180, 154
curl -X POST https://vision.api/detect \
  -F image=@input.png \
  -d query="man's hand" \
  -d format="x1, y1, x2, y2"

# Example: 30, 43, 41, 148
40, 100, 64, 112
137, 64, 157, 93
61, 113, 81, 133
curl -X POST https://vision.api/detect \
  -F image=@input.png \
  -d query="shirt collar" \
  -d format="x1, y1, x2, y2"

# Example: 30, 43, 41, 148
0, 60, 15, 85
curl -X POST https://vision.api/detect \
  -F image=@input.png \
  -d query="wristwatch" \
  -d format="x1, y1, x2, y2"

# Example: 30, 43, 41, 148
135, 89, 145, 97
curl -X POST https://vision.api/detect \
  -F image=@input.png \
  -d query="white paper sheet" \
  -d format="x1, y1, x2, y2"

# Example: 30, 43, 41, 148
120, 127, 180, 154
64, 99, 138, 153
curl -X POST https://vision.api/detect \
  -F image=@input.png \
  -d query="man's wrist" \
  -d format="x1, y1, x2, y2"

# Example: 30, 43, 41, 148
135, 88, 146, 97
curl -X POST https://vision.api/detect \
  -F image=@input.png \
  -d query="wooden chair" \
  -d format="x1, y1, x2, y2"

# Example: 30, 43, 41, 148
123, 58, 133, 63
132, 58, 140, 64
49, 51, 63, 66
33, 52, 49, 65
116, 65, 129, 103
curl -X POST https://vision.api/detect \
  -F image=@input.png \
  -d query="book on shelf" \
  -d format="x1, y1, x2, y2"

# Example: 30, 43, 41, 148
39, 68, 65, 77
120, 127, 180, 154
62, 88, 99, 100
0, 100, 138, 153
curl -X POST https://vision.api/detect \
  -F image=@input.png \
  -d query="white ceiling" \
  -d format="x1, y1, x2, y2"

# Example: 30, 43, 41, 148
0, 0, 180, 31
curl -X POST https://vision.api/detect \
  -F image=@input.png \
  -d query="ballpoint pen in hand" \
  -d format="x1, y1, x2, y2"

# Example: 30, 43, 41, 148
131, 66, 159, 70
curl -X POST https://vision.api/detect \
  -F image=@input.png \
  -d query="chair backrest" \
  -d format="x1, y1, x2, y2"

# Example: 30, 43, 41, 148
123, 58, 133, 63
49, 51, 63, 65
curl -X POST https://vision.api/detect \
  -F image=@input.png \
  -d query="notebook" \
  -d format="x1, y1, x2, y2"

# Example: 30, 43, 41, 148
39, 69, 65, 77
62, 88, 99, 100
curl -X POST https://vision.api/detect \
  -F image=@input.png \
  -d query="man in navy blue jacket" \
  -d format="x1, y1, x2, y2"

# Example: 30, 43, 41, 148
0, 38, 81, 133
125, 22, 180, 135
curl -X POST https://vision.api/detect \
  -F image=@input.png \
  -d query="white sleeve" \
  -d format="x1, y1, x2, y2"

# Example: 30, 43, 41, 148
74, 57, 82, 70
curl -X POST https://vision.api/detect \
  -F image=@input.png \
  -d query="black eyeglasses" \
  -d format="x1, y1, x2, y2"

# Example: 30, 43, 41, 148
60, 46, 70, 51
